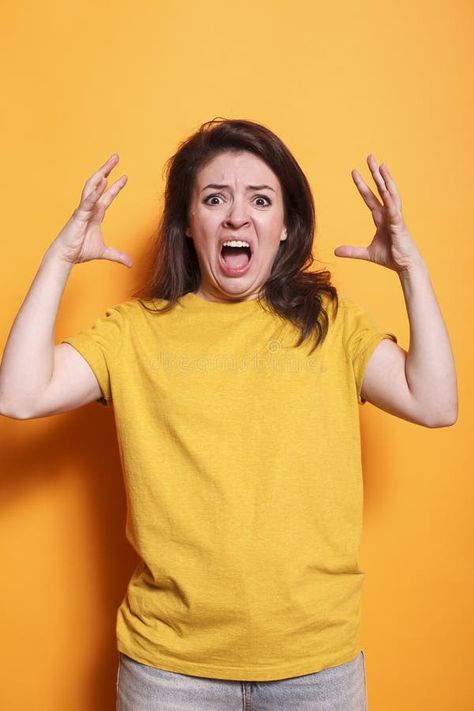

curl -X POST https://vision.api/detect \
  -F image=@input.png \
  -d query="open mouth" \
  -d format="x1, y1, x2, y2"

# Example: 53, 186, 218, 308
220, 244, 252, 271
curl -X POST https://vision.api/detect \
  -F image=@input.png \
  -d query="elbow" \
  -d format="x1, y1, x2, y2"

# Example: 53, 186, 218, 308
0, 398, 33, 420
425, 405, 458, 428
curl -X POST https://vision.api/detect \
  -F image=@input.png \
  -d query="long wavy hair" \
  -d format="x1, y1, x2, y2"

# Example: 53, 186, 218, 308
131, 117, 338, 354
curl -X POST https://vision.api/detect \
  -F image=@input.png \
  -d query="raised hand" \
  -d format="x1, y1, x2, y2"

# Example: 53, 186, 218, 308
50, 154, 132, 267
334, 154, 425, 274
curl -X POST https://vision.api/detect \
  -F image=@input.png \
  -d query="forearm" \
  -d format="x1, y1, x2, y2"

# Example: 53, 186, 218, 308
399, 260, 458, 425
0, 243, 74, 416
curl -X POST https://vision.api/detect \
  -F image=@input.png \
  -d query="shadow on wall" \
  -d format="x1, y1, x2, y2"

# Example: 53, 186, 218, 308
0, 404, 138, 711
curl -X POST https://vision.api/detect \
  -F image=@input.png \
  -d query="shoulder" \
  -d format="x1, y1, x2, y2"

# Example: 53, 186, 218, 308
317, 291, 350, 333
105, 297, 162, 320
333, 293, 385, 334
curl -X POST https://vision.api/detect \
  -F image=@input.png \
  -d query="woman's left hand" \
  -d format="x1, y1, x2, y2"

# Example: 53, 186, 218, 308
334, 154, 425, 274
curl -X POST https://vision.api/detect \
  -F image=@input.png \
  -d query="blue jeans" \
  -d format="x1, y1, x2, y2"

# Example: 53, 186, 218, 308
116, 650, 368, 710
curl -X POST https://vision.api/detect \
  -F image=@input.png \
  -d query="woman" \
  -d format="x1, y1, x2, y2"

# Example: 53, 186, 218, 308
0, 118, 457, 710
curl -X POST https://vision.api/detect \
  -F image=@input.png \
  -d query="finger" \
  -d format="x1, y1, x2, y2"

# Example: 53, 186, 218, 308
90, 153, 119, 184
81, 154, 120, 202
377, 183, 401, 222
80, 175, 108, 212
101, 245, 133, 268
97, 175, 128, 210
367, 154, 388, 200
100, 153, 120, 180
334, 244, 370, 260
367, 154, 403, 217
352, 169, 383, 212
379, 163, 402, 211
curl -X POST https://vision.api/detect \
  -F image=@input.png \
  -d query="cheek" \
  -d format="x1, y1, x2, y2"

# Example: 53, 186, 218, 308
261, 218, 284, 243
193, 207, 218, 232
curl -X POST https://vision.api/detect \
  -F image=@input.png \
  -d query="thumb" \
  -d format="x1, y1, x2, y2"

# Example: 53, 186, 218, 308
334, 245, 369, 260
102, 246, 133, 267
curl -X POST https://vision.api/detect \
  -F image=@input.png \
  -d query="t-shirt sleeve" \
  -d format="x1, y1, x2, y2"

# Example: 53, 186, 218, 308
341, 295, 398, 406
59, 304, 124, 407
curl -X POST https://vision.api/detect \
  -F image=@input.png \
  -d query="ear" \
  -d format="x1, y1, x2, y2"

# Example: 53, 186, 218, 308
281, 227, 288, 241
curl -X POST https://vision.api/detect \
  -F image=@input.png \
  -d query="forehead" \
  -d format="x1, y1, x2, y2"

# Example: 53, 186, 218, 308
196, 151, 280, 188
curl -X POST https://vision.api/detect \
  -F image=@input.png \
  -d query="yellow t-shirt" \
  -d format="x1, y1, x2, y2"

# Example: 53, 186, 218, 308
61, 290, 397, 681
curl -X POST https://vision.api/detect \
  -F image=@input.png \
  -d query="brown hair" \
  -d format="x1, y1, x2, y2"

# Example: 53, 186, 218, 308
131, 117, 338, 354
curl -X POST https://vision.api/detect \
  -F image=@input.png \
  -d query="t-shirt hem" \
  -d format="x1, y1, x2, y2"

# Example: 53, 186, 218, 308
116, 640, 362, 682
357, 331, 398, 405
60, 337, 112, 406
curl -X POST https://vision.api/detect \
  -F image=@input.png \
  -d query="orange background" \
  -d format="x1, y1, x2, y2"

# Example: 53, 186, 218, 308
0, 1, 472, 709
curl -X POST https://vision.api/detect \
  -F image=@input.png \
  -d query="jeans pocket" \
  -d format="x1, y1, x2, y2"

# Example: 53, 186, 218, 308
116, 655, 122, 694
360, 650, 368, 710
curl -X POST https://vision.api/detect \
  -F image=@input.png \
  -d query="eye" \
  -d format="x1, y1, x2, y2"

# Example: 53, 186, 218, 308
203, 195, 222, 205
203, 194, 224, 205
203, 194, 272, 206
254, 195, 272, 206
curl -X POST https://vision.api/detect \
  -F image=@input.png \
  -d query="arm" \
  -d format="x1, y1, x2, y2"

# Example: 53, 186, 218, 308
335, 154, 458, 428
0, 153, 132, 420
0, 245, 102, 419
360, 260, 458, 427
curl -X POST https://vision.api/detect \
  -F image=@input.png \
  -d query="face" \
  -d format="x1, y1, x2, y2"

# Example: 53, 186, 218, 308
185, 150, 287, 302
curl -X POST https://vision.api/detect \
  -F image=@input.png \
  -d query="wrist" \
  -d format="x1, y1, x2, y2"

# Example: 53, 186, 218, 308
43, 241, 76, 270
397, 258, 429, 280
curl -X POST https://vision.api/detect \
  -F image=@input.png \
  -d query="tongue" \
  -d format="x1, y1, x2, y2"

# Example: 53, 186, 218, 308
222, 246, 250, 270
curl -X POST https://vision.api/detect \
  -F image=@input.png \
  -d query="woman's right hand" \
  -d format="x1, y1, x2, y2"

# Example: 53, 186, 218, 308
50, 154, 133, 267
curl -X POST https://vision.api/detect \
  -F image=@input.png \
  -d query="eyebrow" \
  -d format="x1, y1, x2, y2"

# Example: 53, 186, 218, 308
200, 183, 276, 193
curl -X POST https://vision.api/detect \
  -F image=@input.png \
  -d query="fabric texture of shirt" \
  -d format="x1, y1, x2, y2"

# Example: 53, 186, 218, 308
60, 290, 397, 681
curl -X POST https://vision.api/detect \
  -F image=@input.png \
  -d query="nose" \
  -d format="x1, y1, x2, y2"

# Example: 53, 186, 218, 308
223, 196, 251, 229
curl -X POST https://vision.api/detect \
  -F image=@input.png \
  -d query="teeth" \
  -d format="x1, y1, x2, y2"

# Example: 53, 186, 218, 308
222, 240, 250, 248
